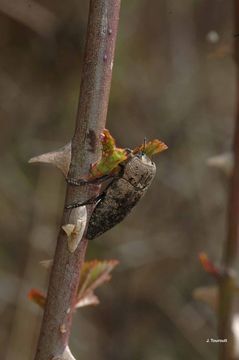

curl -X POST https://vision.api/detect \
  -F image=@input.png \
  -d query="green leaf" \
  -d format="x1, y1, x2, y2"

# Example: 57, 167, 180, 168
90, 129, 127, 178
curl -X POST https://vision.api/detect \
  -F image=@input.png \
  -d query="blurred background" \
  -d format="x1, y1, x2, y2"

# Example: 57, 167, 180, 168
0, 0, 235, 359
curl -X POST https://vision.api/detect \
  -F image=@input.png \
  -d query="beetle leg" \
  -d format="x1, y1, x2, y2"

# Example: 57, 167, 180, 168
65, 192, 105, 209
65, 176, 117, 210
67, 174, 114, 186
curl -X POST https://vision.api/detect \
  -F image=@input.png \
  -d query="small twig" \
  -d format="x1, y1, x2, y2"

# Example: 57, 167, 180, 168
218, 2, 239, 359
34, 1, 121, 359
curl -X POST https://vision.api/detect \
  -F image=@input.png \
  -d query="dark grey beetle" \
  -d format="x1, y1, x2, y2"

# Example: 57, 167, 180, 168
65, 152, 156, 240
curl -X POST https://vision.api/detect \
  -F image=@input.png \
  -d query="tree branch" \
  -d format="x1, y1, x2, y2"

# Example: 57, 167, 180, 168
218, 2, 239, 359
34, 1, 121, 359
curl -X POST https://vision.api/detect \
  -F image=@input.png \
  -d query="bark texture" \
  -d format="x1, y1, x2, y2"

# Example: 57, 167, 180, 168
34, 1, 121, 359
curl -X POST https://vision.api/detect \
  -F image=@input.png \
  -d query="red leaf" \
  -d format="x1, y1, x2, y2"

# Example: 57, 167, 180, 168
76, 260, 119, 307
199, 252, 220, 279
28, 260, 119, 310
28, 289, 46, 308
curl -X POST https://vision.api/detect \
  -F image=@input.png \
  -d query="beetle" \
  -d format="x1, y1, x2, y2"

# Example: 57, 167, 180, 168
65, 151, 156, 240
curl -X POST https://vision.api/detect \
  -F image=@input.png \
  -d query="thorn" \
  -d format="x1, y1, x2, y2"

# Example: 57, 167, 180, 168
51, 346, 76, 360
62, 224, 75, 237
193, 285, 218, 311
29, 142, 71, 177
206, 152, 234, 176
63, 347, 76, 360
39, 259, 53, 269
62, 206, 87, 253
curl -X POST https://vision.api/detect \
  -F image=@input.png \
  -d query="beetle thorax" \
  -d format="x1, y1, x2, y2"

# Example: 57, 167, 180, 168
122, 155, 156, 190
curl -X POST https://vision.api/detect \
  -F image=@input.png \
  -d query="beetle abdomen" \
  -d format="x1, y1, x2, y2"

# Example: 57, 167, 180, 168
86, 155, 156, 240
86, 178, 144, 239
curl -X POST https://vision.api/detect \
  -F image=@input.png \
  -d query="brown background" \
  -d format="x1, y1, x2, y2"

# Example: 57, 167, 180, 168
0, 0, 234, 359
